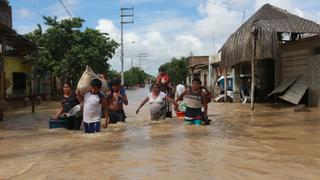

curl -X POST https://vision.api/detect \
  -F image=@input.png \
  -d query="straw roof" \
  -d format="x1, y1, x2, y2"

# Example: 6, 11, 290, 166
220, 3, 320, 67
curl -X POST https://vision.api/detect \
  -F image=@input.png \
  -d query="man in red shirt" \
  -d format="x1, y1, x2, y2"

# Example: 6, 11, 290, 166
156, 66, 173, 117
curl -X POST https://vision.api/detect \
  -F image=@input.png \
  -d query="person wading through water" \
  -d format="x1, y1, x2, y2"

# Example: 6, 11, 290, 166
156, 66, 174, 118
52, 82, 83, 130
136, 83, 178, 121
103, 79, 128, 126
176, 78, 210, 125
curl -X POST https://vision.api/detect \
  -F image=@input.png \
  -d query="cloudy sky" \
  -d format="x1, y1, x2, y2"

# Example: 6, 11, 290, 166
10, 0, 320, 75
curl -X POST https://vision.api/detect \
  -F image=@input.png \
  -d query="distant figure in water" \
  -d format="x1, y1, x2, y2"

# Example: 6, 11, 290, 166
156, 66, 174, 117
176, 81, 185, 99
136, 84, 178, 121
176, 78, 209, 125
103, 79, 128, 126
77, 79, 109, 133
52, 82, 82, 130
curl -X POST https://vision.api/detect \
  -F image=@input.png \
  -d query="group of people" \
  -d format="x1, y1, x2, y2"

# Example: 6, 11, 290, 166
137, 67, 211, 125
53, 67, 211, 134
53, 79, 128, 133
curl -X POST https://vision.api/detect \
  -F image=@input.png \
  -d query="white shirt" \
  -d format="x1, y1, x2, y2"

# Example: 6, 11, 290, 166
148, 92, 166, 104
176, 84, 185, 97
83, 92, 103, 123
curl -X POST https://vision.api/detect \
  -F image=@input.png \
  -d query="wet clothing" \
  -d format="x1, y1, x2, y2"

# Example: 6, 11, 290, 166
108, 109, 126, 124
61, 93, 79, 113
156, 73, 173, 118
148, 92, 166, 120
185, 89, 204, 109
176, 84, 185, 98
184, 89, 204, 120
108, 88, 127, 124
83, 91, 105, 124
164, 100, 173, 118
60, 94, 82, 130
185, 107, 202, 120
84, 122, 101, 133
150, 104, 166, 120
148, 92, 166, 104
157, 74, 170, 93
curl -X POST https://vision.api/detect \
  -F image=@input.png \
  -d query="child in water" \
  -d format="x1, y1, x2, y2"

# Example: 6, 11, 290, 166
103, 79, 128, 127
77, 79, 109, 133
176, 78, 209, 126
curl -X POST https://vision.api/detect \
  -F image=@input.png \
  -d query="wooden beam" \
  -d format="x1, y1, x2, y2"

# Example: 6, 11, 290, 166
233, 65, 241, 103
0, 36, 6, 121
224, 67, 228, 103
251, 30, 258, 111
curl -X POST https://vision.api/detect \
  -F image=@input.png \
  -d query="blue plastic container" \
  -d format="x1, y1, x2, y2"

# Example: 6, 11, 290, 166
48, 118, 69, 129
193, 119, 202, 126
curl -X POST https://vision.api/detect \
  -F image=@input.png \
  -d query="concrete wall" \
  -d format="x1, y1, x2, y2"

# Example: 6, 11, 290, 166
4, 56, 31, 99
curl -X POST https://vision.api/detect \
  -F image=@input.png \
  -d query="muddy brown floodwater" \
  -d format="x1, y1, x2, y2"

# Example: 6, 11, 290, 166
0, 87, 320, 180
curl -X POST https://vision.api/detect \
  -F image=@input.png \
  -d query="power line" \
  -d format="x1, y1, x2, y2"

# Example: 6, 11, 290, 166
206, 0, 246, 25
58, 0, 73, 18
28, 0, 43, 17
207, 0, 245, 13
63, 0, 79, 17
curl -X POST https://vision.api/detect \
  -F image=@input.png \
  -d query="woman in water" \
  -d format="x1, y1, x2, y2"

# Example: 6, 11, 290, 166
136, 84, 178, 121
52, 82, 82, 130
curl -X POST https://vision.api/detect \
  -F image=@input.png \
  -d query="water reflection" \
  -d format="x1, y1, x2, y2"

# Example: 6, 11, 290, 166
0, 88, 320, 179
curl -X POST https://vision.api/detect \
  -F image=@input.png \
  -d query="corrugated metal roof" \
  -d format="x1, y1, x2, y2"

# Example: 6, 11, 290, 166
269, 75, 300, 95
280, 77, 308, 105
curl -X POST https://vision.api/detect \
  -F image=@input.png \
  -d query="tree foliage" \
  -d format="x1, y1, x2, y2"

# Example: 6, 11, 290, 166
124, 67, 150, 87
24, 16, 118, 82
159, 57, 188, 85
107, 69, 120, 80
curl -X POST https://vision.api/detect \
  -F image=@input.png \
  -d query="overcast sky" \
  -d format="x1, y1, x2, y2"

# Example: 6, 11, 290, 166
10, 0, 320, 75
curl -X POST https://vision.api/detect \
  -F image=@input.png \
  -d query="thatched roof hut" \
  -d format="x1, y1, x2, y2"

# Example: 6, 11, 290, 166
220, 4, 320, 67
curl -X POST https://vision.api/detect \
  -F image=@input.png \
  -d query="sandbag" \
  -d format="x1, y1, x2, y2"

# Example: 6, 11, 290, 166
77, 65, 108, 94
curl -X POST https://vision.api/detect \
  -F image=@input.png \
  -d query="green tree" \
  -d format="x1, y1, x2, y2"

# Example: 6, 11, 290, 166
25, 16, 118, 83
107, 69, 120, 80
124, 67, 150, 87
160, 57, 188, 85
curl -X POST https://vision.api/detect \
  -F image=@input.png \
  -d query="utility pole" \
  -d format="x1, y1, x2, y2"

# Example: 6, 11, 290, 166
137, 53, 148, 68
120, 6, 134, 85
190, 52, 194, 81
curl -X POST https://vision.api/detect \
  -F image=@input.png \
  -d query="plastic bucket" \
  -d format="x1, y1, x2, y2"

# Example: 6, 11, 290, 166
176, 111, 185, 118
193, 119, 202, 126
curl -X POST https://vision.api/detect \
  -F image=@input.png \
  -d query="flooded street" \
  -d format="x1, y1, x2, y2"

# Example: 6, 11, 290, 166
1, 87, 320, 179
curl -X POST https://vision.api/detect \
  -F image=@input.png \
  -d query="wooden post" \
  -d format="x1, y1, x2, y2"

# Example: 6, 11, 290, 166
224, 67, 228, 102
233, 65, 241, 103
31, 66, 35, 113
251, 29, 258, 111
0, 36, 6, 121
212, 65, 217, 96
